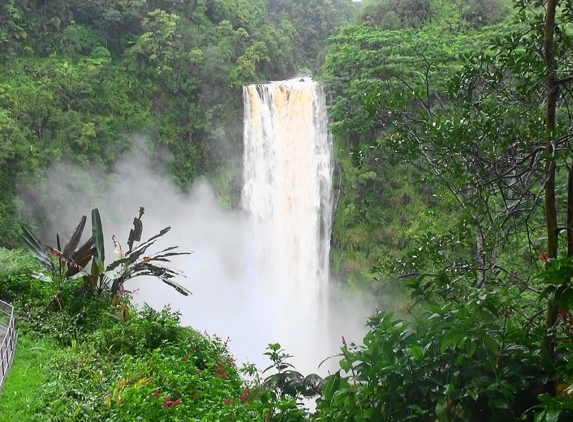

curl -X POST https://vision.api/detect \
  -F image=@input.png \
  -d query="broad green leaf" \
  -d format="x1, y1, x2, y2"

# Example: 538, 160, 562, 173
79, 404, 95, 417
465, 339, 477, 357
440, 329, 464, 353
21, 224, 53, 270
411, 344, 424, 359
63, 216, 86, 260
482, 335, 499, 355
91, 208, 105, 268
323, 372, 341, 400
543, 408, 560, 422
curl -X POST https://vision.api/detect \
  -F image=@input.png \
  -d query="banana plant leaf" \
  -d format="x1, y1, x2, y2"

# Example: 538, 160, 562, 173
91, 208, 105, 268
110, 259, 192, 296
128, 227, 171, 255
66, 237, 95, 277
42, 244, 86, 273
21, 224, 53, 271
107, 227, 173, 271
22, 220, 95, 278
31, 272, 53, 283
128, 216, 143, 251
63, 216, 87, 260
160, 278, 192, 296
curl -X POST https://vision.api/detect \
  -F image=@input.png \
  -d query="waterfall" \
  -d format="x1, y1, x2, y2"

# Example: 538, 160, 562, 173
242, 78, 334, 374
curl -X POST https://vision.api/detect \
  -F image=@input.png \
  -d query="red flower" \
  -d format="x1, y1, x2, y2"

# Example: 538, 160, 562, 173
153, 389, 161, 398
163, 397, 182, 408
539, 252, 549, 261
239, 388, 250, 403
225, 398, 232, 405
216, 363, 229, 378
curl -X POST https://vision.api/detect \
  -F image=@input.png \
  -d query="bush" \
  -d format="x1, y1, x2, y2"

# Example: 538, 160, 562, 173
31, 304, 274, 421
91, 305, 185, 357
315, 274, 565, 421
0, 248, 42, 302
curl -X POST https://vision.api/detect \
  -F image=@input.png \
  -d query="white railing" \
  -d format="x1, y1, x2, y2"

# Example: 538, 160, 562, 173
0, 300, 17, 395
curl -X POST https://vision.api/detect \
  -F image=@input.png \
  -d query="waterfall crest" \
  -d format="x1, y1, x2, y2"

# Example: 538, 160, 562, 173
242, 79, 333, 374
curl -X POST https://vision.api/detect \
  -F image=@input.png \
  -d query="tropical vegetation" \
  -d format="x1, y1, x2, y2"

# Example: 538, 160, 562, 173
3, 0, 573, 420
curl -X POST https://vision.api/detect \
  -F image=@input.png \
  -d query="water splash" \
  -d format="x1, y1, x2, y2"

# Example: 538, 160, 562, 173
242, 79, 334, 375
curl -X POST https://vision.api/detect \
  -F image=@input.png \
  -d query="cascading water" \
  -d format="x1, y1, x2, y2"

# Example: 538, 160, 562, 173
242, 78, 334, 375
123, 77, 341, 378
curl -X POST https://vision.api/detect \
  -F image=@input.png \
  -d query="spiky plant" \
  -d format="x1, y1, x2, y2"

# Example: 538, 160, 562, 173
21, 207, 192, 305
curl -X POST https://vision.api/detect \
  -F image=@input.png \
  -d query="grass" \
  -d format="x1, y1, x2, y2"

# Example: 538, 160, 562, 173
0, 334, 55, 421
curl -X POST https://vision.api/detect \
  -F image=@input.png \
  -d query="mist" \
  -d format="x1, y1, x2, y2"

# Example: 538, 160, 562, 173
18, 138, 371, 376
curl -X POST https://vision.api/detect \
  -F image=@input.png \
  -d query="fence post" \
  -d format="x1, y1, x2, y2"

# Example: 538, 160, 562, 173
0, 300, 17, 396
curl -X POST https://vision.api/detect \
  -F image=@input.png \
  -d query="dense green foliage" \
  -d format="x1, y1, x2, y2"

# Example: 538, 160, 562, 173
316, 0, 573, 419
322, 0, 521, 290
359, 0, 511, 30
6, 0, 573, 420
0, 0, 356, 247
0, 247, 317, 421
316, 280, 562, 421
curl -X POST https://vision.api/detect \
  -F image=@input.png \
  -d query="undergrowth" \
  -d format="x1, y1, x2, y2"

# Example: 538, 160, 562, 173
4, 244, 573, 421
0, 248, 314, 421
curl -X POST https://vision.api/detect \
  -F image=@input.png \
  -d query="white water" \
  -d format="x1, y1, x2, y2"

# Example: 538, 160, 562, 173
96, 78, 341, 377
241, 78, 334, 375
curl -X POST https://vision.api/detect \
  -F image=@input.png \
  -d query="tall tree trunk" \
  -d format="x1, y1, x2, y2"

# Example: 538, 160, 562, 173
566, 163, 573, 384
476, 224, 487, 288
543, 0, 559, 356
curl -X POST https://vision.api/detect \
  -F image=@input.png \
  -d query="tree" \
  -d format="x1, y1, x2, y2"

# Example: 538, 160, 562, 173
0, 0, 355, 244
360, 0, 431, 29
375, 0, 573, 346
317, 1, 573, 417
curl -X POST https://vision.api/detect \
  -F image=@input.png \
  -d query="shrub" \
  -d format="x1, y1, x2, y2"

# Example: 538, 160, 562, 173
0, 247, 43, 302
315, 274, 563, 421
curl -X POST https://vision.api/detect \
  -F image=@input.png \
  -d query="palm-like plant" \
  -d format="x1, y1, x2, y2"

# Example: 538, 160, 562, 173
21, 207, 192, 304
21, 215, 95, 284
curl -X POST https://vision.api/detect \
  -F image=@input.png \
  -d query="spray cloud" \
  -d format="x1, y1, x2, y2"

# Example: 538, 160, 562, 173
19, 93, 370, 376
